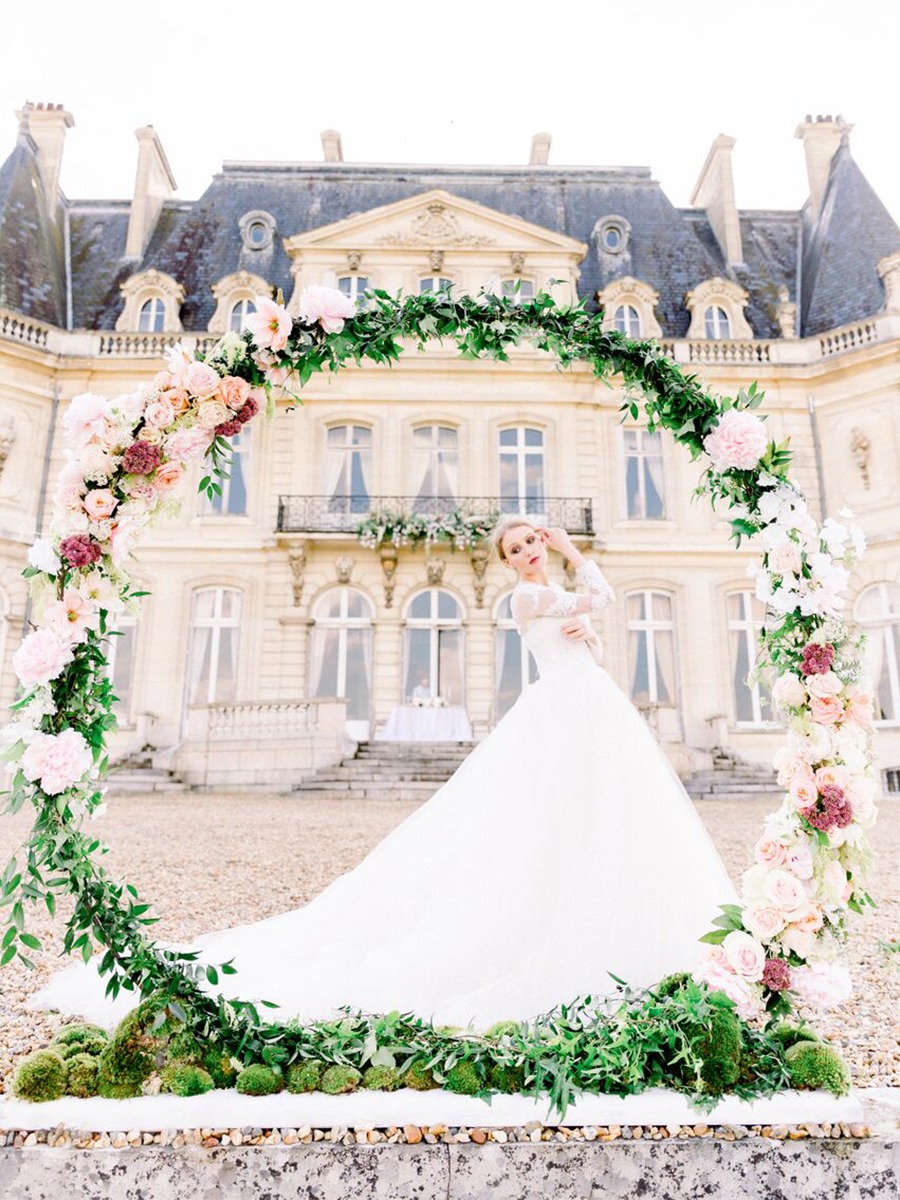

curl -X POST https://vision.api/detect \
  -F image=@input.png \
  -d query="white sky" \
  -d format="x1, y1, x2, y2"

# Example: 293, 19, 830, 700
2, 0, 899, 224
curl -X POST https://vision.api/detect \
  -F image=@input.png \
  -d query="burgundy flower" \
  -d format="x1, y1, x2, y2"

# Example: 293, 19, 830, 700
821, 785, 854, 828
122, 440, 162, 475
214, 418, 243, 438
800, 803, 835, 832
800, 642, 835, 676
236, 396, 259, 424
59, 535, 101, 568
762, 957, 791, 991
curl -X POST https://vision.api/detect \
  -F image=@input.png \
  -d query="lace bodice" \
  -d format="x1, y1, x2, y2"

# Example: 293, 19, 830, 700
511, 560, 615, 676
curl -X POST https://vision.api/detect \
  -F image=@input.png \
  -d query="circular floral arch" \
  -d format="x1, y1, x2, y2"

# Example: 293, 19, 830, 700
1, 285, 877, 1088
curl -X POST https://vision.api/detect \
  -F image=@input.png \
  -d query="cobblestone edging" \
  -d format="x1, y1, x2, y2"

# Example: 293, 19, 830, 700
0, 1135, 896, 1200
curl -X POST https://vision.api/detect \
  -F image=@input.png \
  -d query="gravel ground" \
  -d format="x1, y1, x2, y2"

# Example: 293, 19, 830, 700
0, 793, 897, 1097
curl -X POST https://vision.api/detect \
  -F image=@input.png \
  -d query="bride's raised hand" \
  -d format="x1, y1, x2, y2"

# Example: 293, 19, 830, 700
541, 526, 573, 554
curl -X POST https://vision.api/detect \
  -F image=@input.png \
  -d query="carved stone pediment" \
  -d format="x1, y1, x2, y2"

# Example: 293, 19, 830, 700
374, 201, 496, 248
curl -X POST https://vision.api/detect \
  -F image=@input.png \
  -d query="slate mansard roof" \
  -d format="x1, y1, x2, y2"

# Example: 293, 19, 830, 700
1, 130, 899, 340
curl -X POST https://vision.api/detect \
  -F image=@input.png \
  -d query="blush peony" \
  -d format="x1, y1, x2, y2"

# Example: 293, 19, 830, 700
12, 629, 75, 688
62, 393, 109, 446
703, 409, 769, 472
21, 728, 93, 795
790, 961, 852, 1009
296, 285, 357, 335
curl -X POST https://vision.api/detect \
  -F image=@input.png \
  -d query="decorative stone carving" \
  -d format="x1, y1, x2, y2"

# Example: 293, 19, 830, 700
346, 251, 362, 272
596, 276, 663, 339
428, 249, 445, 273
115, 269, 185, 333
684, 277, 753, 340
0, 416, 15, 479
510, 252, 525, 275
470, 544, 489, 608
776, 286, 798, 339
851, 427, 872, 489
288, 544, 307, 607
379, 544, 398, 608
208, 270, 273, 333
335, 555, 353, 584
425, 556, 445, 586
877, 251, 900, 312
374, 201, 496, 247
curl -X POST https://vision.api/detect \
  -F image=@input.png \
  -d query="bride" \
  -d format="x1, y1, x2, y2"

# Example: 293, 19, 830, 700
32, 519, 738, 1030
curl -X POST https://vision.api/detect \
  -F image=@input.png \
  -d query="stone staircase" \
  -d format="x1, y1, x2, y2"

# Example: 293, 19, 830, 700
293, 740, 475, 802
685, 747, 779, 800
106, 751, 186, 794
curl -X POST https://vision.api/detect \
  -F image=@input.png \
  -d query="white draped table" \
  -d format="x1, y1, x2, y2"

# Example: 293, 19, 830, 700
375, 705, 473, 742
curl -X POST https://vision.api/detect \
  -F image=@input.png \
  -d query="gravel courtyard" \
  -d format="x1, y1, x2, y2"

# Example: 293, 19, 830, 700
0, 792, 897, 1096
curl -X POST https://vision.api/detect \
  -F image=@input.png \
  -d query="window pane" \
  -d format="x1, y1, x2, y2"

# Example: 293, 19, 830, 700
524, 428, 543, 447
344, 628, 372, 720
438, 628, 463, 705
313, 627, 340, 696
405, 628, 432, 699
654, 629, 675, 703
437, 591, 459, 620
110, 622, 137, 717
628, 592, 646, 621
409, 592, 431, 620
499, 428, 517, 447
625, 455, 640, 518
346, 591, 371, 619
731, 626, 755, 722
629, 629, 650, 702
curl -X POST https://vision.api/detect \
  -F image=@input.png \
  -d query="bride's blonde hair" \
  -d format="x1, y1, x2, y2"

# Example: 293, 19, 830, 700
491, 515, 541, 564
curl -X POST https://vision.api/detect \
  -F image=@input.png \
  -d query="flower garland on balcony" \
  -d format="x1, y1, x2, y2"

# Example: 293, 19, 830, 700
355, 505, 500, 552
0, 284, 878, 1106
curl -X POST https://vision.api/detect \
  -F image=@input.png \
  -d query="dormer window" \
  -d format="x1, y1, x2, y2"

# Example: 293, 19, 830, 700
115, 269, 184, 333
338, 275, 369, 304
594, 215, 631, 256
420, 276, 453, 294
501, 278, 534, 304
597, 277, 662, 340
229, 298, 256, 333
613, 304, 641, 337
704, 305, 731, 339
138, 297, 165, 333
685, 278, 752, 340
207, 270, 272, 334
238, 210, 276, 253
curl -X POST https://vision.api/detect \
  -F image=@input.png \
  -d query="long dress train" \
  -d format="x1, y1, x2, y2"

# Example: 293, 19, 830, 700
30, 561, 738, 1030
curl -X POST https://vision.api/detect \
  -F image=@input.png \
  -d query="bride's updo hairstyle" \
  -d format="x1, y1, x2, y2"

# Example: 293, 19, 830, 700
491, 515, 541, 564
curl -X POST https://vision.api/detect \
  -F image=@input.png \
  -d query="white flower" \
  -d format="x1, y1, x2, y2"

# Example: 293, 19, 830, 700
27, 538, 60, 575
820, 518, 849, 556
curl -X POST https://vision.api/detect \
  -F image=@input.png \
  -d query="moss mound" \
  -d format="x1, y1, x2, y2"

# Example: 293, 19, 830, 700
771, 1020, 821, 1051
687, 1008, 742, 1093
484, 1020, 521, 1039
65, 1052, 100, 1098
361, 1065, 401, 1092
785, 1041, 850, 1096
320, 1065, 362, 1095
51, 1024, 109, 1059
12, 1049, 68, 1103
96, 1001, 163, 1099
445, 1060, 483, 1095
654, 972, 693, 998
487, 1062, 526, 1093
286, 1060, 323, 1094
202, 1050, 238, 1090
401, 1061, 439, 1090
235, 1064, 282, 1096
161, 1063, 215, 1097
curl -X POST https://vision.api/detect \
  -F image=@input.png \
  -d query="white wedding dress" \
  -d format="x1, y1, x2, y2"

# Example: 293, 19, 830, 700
31, 561, 738, 1031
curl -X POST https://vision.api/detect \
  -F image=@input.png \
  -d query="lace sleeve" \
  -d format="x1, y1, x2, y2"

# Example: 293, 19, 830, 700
573, 559, 615, 609
510, 560, 614, 635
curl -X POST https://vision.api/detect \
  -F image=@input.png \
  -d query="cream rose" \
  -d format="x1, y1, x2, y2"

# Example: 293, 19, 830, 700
754, 836, 787, 869
806, 671, 843, 699
761, 868, 807, 914
772, 673, 807, 709
144, 398, 176, 429
154, 463, 183, 491
742, 905, 787, 941
722, 930, 766, 981
789, 777, 818, 810
196, 400, 230, 430
776, 753, 815, 789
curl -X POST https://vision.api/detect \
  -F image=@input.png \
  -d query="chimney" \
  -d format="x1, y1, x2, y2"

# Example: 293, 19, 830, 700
321, 129, 343, 162
530, 133, 551, 165
15, 101, 74, 208
125, 125, 177, 260
795, 114, 853, 223
690, 134, 745, 268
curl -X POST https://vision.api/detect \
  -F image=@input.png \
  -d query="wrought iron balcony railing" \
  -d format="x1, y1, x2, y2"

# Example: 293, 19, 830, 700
276, 495, 594, 536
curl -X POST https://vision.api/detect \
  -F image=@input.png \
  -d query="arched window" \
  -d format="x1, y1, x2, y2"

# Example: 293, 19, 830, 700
627, 590, 677, 705
200, 426, 250, 516
338, 275, 369, 304
138, 297, 166, 333
185, 587, 241, 711
624, 429, 665, 519
311, 588, 374, 726
107, 613, 139, 723
412, 425, 458, 511
494, 593, 537, 721
726, 591, 772, 725
499, 426, 545, 517
704, 305, 731, 339
856, 582, 900, 721
325, 424, 372, 518
228, 298, 256, 332
501, 278, 534, 304
419, 277, 452, 294
404, 589, 465, 706
614, 304, 642, 337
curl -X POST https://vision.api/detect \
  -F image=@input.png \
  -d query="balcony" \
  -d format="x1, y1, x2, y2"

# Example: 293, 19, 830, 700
275, 495, 594, 536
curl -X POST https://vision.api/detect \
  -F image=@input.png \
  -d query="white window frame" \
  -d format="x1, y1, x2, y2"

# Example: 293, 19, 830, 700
498, 426, 546, 518
493, 592, 537, 721
311, 587, 375, 719
501, 278, 535, 305
626, 589, 678, 705
228, 297, 256, 332
404, 589, 465, 704
624, 428, 665, 520
419, 276, 453, 294
613, 303, 642, 337
857, 582, 900, 724
704, 305, 732, 339
338, 275, 369, 304
184, 586, 242, 715
726, 590, 772, 727
138, 296, 166, 333
106, 612, 139, 725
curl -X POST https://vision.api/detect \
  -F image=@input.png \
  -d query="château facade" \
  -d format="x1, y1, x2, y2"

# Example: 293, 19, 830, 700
1, 106, 899, 789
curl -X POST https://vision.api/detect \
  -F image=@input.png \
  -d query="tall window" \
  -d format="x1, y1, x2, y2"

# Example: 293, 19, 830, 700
185, 587, 241, 711
499, 426, 545, 516
0, 587, 8, 707
412, 425, 458, 511
311, 588, 374, 722
419, 277, 452, 294
404, 590, 464, 706
200, 427, 250, 516
624, 429, 665, 519
494, 594, 538, 721
501, 279, 534, 304
627, 590, 677, 705
338, 275, 369, 304
727, 591, 772, 724
614, 304, 642, 337
228, 298, 256, 332
138, 297, 165, 332
857, 582, 900, 721
107, 614, 138, 723
704, 305, 731, 339
325, 424, 372, 517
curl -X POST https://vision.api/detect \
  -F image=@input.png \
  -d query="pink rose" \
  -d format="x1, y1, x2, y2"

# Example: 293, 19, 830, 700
754, 836, 787, 869
772, 673, 807, 710
154, 463, 183, 491
184, 361, 222, 400
144, 398, 176, 429
742, 904, 787, 941
722, 930, 766, 981
806, 671, 843, 699
82, 488, 119, 521
761, 868, 807, 913
218, 376, 251, 411
790, 962, 852, 1009
21, 728, 93, 795
162, 387, 191, 415
814, 765, 848, 791
62, 393, 109, 446
12, 629, 75, 688
809, 694, 844, 726
296, 285, 356, 335
789, 777, 818, 810
776, 753, 815, 790
703, 409, 769, 472
245, 296, 293, 351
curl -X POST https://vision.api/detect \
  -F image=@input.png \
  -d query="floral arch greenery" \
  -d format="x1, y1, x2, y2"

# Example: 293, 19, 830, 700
1, 285, 876, 1111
